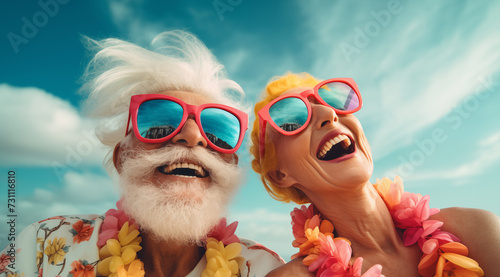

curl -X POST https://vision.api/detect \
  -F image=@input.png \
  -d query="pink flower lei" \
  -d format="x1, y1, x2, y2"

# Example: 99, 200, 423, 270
290, 177, 484, 277
96, 200, 242, 277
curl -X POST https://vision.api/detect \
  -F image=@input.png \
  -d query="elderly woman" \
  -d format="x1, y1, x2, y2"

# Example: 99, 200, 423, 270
250, 73, 500, 276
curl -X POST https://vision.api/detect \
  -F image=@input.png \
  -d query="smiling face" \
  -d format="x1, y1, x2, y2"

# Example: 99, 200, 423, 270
113, 90, 241, 243
267, 86, 373, 196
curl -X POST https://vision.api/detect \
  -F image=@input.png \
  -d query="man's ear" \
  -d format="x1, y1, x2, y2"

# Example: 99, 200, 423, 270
232, 153, 239, 165
266, 168, 296, 188
112, 142, 123, 173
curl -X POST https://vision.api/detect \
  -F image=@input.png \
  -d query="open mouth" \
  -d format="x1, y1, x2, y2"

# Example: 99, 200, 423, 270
317, 133, 356, 161
158, 162, 208, 178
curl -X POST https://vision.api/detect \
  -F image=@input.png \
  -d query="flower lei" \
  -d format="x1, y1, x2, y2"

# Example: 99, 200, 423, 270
96, 200, 242, 277
291, 176, 484, 277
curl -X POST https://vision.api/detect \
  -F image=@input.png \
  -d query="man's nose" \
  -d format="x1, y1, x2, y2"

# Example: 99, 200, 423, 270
171, 117, 208, 147
311, 103, 339, 129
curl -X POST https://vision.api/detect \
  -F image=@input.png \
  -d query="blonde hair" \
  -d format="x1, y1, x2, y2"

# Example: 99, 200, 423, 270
250, 72, 319, 204
250, 72, 373, 204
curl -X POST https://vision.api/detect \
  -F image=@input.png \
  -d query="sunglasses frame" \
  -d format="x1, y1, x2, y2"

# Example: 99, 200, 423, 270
126, 94, 248, 154
258, 78, 362, 157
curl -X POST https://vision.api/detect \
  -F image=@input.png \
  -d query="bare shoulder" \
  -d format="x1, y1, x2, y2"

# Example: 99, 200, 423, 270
430, 207, 500, 275
431, 207, 500, 236
266, 258, 314, 277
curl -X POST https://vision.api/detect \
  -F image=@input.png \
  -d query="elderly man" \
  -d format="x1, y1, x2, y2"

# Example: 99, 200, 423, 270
0, 31, 283, 277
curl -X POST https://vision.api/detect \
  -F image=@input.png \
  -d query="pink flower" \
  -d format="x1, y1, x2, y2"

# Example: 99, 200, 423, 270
291, 205, 315, 241
0, 253, 10, 273
291, 205, 334, 251
97, 199, 135, 247
392, 193, 439, 229
402, 220, 443, 246
206, 218, 240, 245
310, 237, 383, 277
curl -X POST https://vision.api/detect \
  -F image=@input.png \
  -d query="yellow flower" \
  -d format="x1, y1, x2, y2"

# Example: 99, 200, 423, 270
202, 238, 241, 277
6, 273, 24, 277
36, 238, 44, 266
115, 260, 145, 277
44, 237, 67, 265
97, 222, 143, 276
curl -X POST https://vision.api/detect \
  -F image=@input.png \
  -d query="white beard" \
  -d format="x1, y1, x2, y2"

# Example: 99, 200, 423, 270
118, 143, 241, 244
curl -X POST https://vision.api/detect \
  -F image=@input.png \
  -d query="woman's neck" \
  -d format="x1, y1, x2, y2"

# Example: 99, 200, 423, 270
139, 231, 205, 277
308, 182, 403, 255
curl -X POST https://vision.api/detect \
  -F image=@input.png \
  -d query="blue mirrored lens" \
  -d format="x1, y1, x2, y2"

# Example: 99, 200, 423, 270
137, 100, 183, 139
200, 108, 240, 149
269, 97, 308, 132
318, 82, 359, 111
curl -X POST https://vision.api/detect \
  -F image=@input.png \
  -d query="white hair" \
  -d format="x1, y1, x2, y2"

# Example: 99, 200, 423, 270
80, 30, 245, 173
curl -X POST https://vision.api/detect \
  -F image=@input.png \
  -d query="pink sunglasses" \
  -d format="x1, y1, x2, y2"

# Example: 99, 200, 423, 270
258, 78, 362, 157
126, 94, 248, 154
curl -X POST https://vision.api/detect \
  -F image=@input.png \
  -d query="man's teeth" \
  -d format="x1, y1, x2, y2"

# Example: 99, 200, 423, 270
319, 134, 351, 158
162, 162, 206, 177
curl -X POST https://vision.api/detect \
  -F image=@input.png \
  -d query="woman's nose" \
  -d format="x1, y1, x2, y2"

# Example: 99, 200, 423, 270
311, 102, 339, 130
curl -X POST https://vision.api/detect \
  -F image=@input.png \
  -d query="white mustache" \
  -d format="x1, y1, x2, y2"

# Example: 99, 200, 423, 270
119, 143, 239, 188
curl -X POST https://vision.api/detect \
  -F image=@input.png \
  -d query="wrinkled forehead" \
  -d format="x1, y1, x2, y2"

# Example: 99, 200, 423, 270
280, 86, 313, 97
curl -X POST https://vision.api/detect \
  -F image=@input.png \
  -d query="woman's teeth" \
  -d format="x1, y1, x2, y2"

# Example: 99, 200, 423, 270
318, 134, 352, 159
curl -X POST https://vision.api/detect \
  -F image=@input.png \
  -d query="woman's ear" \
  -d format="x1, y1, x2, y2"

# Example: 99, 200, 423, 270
267, 168, 297, 188
113, 142, 123, 173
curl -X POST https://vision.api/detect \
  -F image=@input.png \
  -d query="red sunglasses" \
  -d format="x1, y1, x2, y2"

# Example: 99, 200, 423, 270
126, 94, 248, 154
258, 78, 362, 157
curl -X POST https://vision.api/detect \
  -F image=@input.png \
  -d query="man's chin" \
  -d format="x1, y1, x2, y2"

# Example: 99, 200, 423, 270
121, 180, 228, 244
156, 182, 208, 204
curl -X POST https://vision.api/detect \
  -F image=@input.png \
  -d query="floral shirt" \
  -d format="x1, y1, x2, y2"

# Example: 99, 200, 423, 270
0, 214, 284, 277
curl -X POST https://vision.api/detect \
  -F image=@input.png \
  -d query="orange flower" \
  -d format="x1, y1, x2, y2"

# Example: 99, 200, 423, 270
71, 220, 95, 244
69, 260, 95, 277
418, 241, 483, 277
436, 253, 484, 277
373, 176, 403, 210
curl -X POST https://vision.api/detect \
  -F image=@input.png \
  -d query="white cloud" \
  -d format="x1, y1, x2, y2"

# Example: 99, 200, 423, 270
296, 1, 500, 160
229, 208, 296, 261
22, 171, 118, 221
107, 0, 165, 45
389, 131, 500, 182
0, 170, 119, 247
0, 84, 106, 167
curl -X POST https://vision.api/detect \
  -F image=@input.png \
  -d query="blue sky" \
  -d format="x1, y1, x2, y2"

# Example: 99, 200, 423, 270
1, 0, 499, 261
